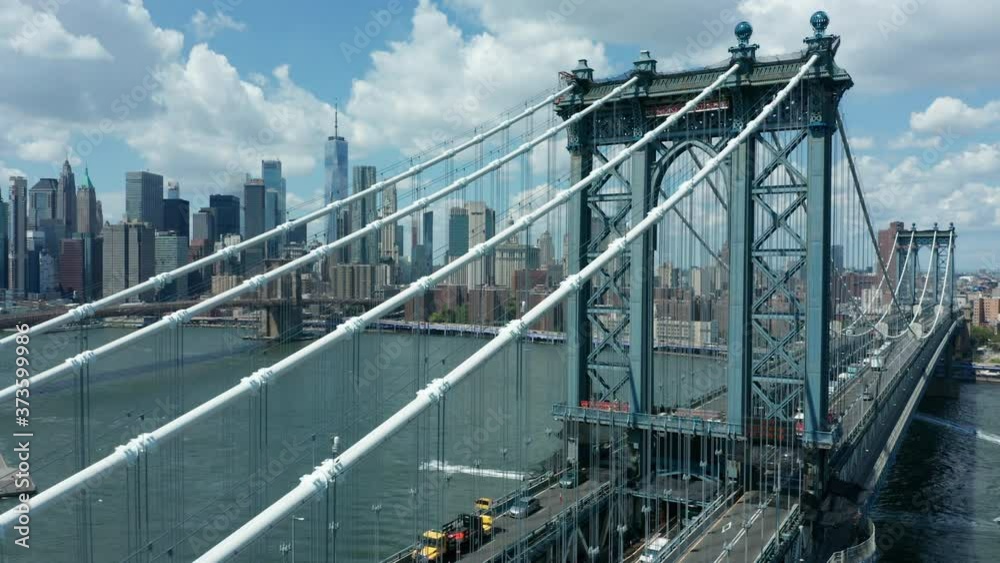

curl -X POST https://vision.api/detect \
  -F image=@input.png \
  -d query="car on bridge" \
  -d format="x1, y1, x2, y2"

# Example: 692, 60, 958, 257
509, 497, 541, 519
638, 534, 669, 563
413, 513, 491, 562
559, 466, 588, 489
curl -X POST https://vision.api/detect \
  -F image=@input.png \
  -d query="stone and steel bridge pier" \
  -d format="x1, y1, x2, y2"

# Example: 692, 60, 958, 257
258, 257, 304, 341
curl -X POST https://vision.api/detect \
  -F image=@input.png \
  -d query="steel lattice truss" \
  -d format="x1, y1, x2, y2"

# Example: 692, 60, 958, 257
584, 148, 633, 400
750, 129, 810, 420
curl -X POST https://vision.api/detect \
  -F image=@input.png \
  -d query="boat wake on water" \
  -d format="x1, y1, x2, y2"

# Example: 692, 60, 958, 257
419, 460, 529, 481
913, 413, 1000, 447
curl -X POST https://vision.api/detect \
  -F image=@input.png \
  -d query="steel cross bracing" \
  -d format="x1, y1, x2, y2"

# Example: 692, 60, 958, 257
0, 64, 739, 532
0, 85, 574, 351
565, 76, 786, 411
884, 229, 955, 340
0, 79, 634, 405
560, 38, 855, 454
578, 134, 736, 406
192, 55, 816, 563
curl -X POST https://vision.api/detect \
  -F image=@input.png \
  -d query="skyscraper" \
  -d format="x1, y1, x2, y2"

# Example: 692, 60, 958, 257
351, 165, 378, 264
379, 185, 399, 263
209, 194, 241, 238
412, 210, 434, 277
423, 210, 434, 254
537, 230, 555, 267
102, 222, 155, 299
832, 244, 845, 272
192, 208, 216, 246
155, 231, 189, 299
264, 190, 278, 232
24, 229, 44, 294
28, 179, 65, 259
76, 168, 100, 236
878, 221, 903, 275
59, 236, 102, 301
464, 201, 495, 287
243, 178, 266, 274
126, 171, 164, 230
495, 240, 540, 288
448, 207, 470, 258
324, 114, 349, 245
262, 160, 285, 224
28, 178, 58, 229
57, 159, 77, 235
262, 160, 284, 258
162, 182, 190, 239
8, 177, 27, 292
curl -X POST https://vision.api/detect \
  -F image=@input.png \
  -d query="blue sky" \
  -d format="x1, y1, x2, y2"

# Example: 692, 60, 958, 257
1, 0, 998, 269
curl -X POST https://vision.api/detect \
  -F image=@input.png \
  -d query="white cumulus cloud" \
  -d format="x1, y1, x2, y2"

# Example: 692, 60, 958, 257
189, 9, 247, 40
121, 44, 336, 204
910, 96, 1000, 134
1, 0, 112, 61
347, 0, 608, 156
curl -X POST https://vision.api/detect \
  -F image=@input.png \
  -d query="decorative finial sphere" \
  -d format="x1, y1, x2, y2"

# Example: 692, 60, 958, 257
735, 21, 753, 43
810, 11, 830, 34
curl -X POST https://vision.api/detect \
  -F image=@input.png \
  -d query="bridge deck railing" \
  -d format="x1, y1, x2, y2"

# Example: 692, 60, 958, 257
827, 517, 877, 563
659, 488, 741, 561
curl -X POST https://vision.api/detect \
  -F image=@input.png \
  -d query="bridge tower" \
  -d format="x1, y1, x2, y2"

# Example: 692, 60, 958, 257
893, 223, 956, 330
556, 12, 853, 558
258, 257, 304, 341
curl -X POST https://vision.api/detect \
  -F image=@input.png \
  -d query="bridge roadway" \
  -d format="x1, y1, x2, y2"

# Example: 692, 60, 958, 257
458, 479, 605, 563
681, 333, 911, 438
674, 326, 940, 563
383, 476, 607, 563
676, 491, 795, 563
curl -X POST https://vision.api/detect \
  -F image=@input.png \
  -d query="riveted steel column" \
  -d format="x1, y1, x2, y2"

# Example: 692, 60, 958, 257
630, 145, 655, 414
805, 90, 833, 443
567, 122, 594, 408
727, 134, 755, 435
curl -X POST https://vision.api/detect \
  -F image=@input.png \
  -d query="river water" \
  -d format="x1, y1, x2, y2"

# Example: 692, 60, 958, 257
0, 326, 721, 562
0, 326, 994, 562
873, 380, 1000, 562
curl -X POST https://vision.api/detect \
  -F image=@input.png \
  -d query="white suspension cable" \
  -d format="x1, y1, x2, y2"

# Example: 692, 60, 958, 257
913, 231, 938, 312
0, 65, 738, 534
881, 232, 931, 340
888, 231, 953, 341
193, 56, 817, 562
0, 80, 628, 404
0, 84, 575, 350
915, 232, 954, 341
851, 231, 916, 338
845, 231, 899, 334
837, 112, 909, 324
0, 78, 664, 529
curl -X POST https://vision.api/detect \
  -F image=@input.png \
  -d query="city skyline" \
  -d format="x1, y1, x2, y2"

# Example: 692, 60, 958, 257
0, 2, 997, 268
0, 7, 991, 562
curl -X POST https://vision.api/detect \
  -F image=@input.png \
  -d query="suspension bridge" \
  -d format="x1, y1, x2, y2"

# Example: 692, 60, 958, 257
0, 11, 963, 563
